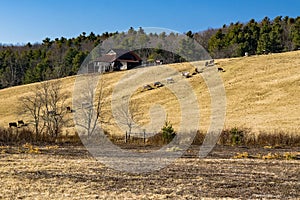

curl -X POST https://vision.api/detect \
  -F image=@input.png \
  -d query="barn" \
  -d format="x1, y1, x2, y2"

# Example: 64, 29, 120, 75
91, 49, 142, 73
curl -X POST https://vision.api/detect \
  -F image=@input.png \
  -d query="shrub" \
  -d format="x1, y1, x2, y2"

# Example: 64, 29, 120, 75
192, 130, 205, 145
230, 127, 245, 145
257, 130, 300, 147
0, 127, 36, 145
0, 126, 82, 145
218, 127, 249, 146
161, 121, 176, 144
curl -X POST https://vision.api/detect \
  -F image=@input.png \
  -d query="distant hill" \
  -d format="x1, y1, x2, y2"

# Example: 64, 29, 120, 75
0, 50, 299, 135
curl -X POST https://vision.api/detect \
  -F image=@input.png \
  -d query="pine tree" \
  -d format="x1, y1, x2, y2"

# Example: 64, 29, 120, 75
291, 17, 300, 50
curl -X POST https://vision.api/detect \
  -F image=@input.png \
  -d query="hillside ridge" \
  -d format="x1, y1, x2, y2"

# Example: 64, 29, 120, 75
0, 50, 299, 134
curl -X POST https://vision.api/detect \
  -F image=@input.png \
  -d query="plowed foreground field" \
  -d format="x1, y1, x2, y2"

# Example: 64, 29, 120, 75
0, 145, 299, 199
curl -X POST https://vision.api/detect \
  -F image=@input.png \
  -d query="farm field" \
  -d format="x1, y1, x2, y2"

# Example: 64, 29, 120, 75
0, 51, 299, 199
0, 145, 299, 199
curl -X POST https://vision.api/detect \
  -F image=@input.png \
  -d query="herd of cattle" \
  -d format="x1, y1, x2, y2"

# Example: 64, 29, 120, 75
142, 59, 224, 91
8, 106, 74, 128
8, 60, 224, 128
9, 120, 26, 128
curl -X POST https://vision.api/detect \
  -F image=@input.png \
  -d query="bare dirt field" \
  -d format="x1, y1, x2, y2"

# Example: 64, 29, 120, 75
0, 145, 299, 199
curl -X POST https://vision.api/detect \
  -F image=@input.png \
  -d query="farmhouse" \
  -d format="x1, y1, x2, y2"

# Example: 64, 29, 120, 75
91, 49, 142, 73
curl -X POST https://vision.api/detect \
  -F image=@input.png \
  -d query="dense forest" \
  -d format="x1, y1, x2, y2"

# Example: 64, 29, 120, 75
201, 16, 300, 58
0, 16, 299, 89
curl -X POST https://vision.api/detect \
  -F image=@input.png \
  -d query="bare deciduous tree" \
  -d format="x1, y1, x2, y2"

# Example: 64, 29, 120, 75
20, 80, 70, 139
114, 98, 142, 140
38, 81, 69, 138
20, 90, 44, 139
74, 75, 110, 138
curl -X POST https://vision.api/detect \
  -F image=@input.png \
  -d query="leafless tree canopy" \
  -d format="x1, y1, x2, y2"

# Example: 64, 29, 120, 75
74, 75, 111, 138
114, 98, 143, 137
20, 80, 70, 139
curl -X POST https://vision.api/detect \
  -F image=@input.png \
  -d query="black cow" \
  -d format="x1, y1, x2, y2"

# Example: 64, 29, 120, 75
66, 106, 75, 113
218, 67, 225, 72
154, 81, 163, 87
9, 122, 18, 128
18, 120, 25, 126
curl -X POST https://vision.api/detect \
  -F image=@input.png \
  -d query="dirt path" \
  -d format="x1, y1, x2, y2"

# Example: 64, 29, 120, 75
0, 145, 299, 199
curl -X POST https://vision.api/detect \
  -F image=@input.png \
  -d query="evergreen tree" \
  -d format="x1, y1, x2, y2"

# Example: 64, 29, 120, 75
257, 17, 272, 54
269, 16, 284, 52
291, 17, 300, 50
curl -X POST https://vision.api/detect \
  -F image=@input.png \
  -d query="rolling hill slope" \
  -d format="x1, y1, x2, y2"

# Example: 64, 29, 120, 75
0, 50, 299, 135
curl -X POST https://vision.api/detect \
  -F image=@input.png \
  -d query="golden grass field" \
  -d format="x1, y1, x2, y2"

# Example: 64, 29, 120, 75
0, 50, 299, 135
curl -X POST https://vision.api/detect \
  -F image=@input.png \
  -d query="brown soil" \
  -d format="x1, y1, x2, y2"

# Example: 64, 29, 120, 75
0, 145, 299, 199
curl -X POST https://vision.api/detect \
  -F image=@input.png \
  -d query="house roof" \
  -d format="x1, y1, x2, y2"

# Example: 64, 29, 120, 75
95, 54, 116, 63
95, 49, 142, 63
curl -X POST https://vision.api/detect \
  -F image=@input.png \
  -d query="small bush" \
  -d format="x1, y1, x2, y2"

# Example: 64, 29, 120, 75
230, 127, 245, 145
192, 130, 205, 145
218, 127, 249, 146
161, 121, 176, 144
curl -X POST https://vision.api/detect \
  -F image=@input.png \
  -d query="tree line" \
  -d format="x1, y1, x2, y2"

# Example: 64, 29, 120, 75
0, 31, 117, 89
193, 16, 300, 58
0, 15, 299, 89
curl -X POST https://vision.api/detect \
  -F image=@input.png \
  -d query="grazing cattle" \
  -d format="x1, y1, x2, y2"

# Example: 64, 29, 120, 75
66, 106, 71, 112
9, 122, 18, 128
143, 84, 152, 91
154, 81, 163, 87
18, 120, 25, 126
218, 67, 225, 72
166, 77, 174, 84
181, 72, 190, 78
205, 60, 215, 67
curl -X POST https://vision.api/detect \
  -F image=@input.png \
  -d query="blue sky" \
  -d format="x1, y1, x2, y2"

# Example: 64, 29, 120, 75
0, 0, 299, 44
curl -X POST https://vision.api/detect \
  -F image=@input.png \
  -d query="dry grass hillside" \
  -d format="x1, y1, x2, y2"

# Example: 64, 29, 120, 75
0, 50, 299, 135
